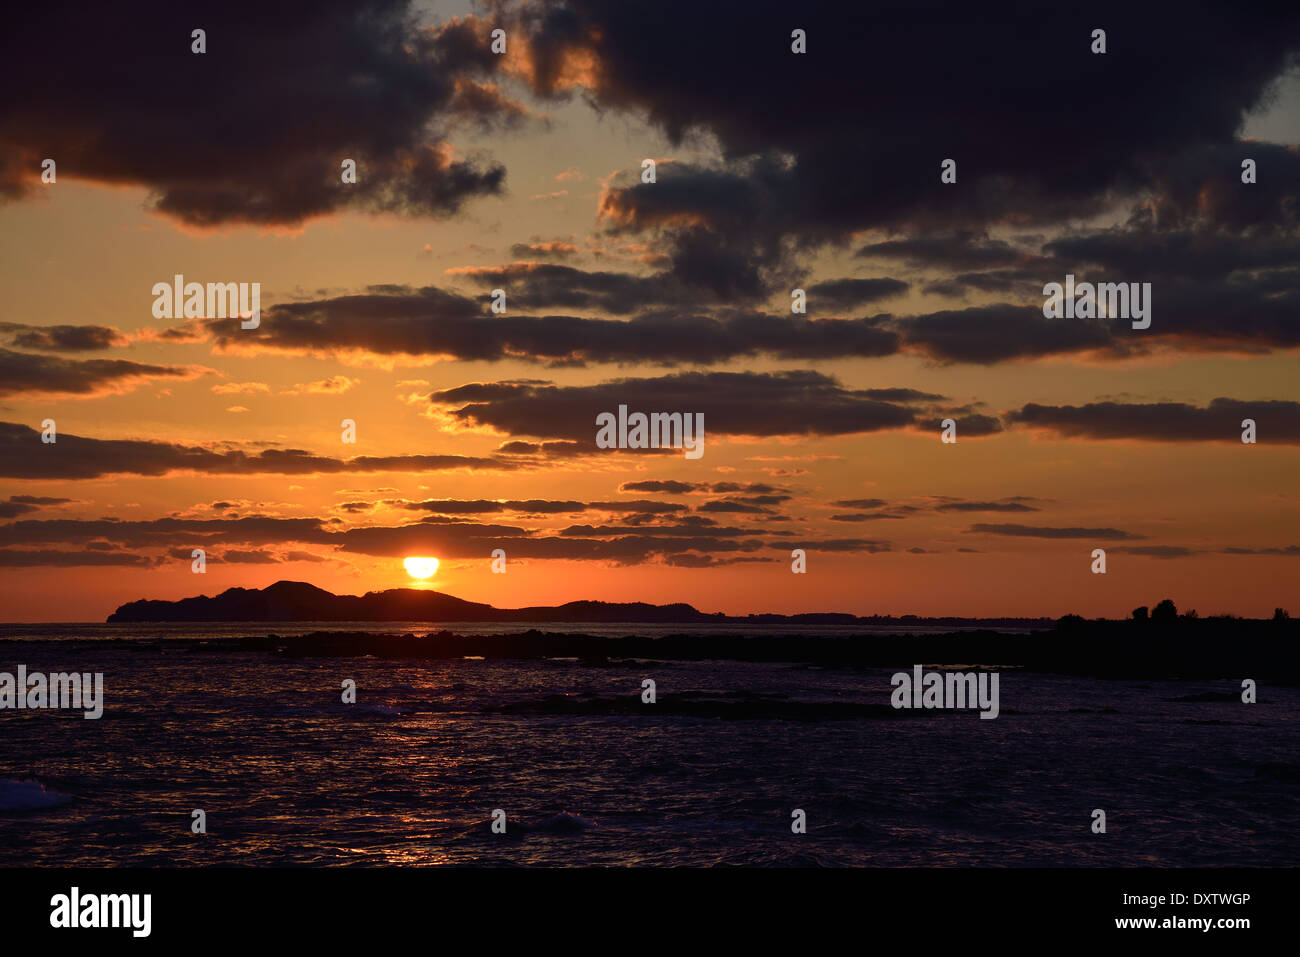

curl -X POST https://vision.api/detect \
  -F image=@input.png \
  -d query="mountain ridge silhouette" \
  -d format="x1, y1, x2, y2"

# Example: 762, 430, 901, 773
105, 579, 1052, 626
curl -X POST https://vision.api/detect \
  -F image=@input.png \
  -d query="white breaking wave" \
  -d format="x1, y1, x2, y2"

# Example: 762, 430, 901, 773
0, 778, 72, 811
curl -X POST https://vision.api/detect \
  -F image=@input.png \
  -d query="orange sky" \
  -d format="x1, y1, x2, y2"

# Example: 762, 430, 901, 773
1, 5, 1298, 622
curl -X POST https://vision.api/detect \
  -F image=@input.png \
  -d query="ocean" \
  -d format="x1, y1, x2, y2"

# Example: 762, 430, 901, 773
1, 623, 1296, 867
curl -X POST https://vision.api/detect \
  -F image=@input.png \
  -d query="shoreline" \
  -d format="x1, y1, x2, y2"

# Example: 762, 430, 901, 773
3, 623, 1295, 682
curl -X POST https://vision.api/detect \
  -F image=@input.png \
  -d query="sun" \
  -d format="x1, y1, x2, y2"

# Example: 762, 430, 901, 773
403, 556, 439, 580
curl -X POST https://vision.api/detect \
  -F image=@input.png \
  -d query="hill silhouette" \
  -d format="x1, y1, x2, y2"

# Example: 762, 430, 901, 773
106, 579, 1050, 628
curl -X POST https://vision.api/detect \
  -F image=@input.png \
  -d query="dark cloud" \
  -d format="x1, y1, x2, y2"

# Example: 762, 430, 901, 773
0, 495, 73, 519
0, 324, 127, 351
2, 517, 338, 550
450, 262, 695, 313
860, 388, 945, 403
0, 348, 199, 397
898, 305, 1119, 364
1221, 545, 1300, 556
216, 256, 1300, 369
0, 422, 520, 479
805, 278, 909, 310
830, 498, 888, 510
0, 506, 902, 566
708, 482, 786, 494
1132, 141, 1300, 233
920, 268, 1049, 298
933, 500, 1039, 513
555, 522, 764, 539
0, 2, 510, 226
904, 233, 1300, 358
284, 550, 330, 563
1112, 545, 1195, 558
829, 497, 1032, 521
0, 549, 152, 567
594, 163, 797, 300
331, 521, 783, 563
493, 438, 600, 458
663, 554, 777, 567
941, 412, 1004, 437
619, 480, 788, 496
1011, 398, 1300, 443
515, 0, 1300, 286
696, 500, 770, 514
620, 480, 697, 494
968, 524, 1143, 541
207, 284, 901, 365
433, 370, 922, 440
856, 234, 1029, 270
798, 539, 891, 553
220, 548, 281, 564
402, 498, 686, 514
1044, 225, 1300, 279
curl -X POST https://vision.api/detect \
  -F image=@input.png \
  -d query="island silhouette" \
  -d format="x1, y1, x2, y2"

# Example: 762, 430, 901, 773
104, 581, 1298, 681
107, 579, 1049, 627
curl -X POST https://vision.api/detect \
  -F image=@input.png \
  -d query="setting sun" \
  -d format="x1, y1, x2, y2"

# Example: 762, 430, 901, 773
403, 556, 439, 580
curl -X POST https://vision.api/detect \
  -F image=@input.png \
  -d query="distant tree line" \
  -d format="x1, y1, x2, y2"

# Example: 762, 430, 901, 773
1055, 601, 1291, 630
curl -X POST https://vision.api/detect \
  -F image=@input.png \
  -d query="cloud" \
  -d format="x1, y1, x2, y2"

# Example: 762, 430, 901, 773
619, 480, 785, 494
284, 550, 331, 563
1220, 545, 1300, 556
2, 517, 339, 550
199, 285, 904, 365
509, 240, 580, 259
898, 305, 1119, 364
696, 499, 771, 514
0, 549, 152, 567
933, 500, 1040, 513
805, 278, 910, 309
856, 234, 1029, 271
448, 261, 699, 313
209, 258, 1300, 371
514, 0, 1300, 254
1010, 398, 1300, 442
1112, 545, 1196, 558
282, 375, 360, 396
620, 480, 698, 494
0, 348, 202, 397
220, 548, 281, 564
0, 495, 73, 519
827, 496, 1033, 521
968, 523, 1143, 540
0, 323, 127, 351
0, 2, 512, 226
432, 370, 924, 440
0, 501, 898, 567
0, 421, 521, 479
401, 498, 686, 515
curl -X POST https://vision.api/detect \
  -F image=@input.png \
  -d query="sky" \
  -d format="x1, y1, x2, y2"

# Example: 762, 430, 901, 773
1, 1, 1298, 622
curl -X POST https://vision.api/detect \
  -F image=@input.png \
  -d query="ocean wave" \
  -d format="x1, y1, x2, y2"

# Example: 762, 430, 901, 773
514, 812, 597, 834
486, 692, 909, 721
0, 778, 72, 811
